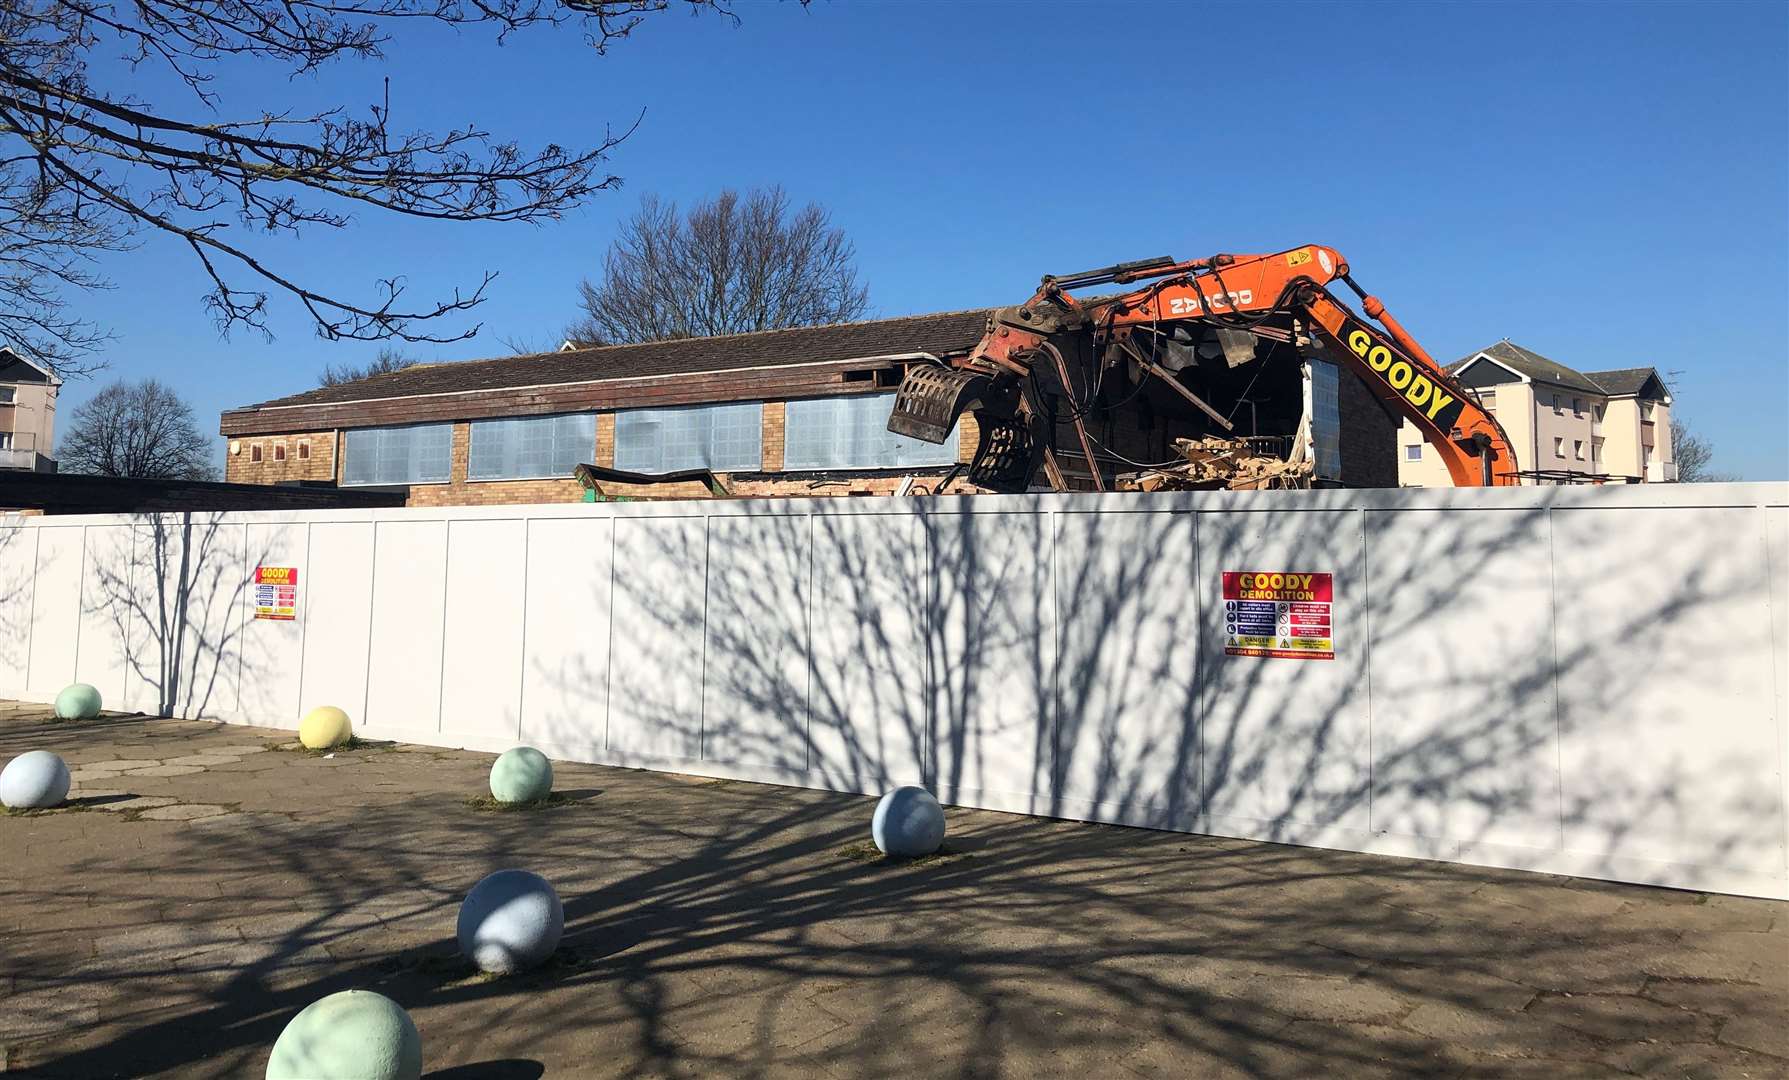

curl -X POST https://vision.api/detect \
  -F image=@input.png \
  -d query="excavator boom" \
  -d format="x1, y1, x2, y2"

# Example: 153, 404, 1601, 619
888, 245, 1517, 490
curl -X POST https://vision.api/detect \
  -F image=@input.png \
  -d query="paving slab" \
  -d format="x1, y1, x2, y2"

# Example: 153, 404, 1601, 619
1, 701, 1784, 1080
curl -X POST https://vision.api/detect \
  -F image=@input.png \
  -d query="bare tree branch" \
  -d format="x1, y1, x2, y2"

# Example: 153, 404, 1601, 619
0, 0, 751, 375
57, 376, 217, 478
568, 186, 870, 345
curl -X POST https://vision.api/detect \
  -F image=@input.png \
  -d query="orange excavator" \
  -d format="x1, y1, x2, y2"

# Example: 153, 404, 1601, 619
888, 245, 1517, 491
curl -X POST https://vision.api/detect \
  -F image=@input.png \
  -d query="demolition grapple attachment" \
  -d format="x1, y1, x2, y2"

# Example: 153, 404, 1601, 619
887, 362, 992, 444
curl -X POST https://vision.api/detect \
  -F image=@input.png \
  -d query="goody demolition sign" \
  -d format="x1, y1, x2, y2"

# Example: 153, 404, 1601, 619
253, 565, 299, 621
1223, 571, 1334, 660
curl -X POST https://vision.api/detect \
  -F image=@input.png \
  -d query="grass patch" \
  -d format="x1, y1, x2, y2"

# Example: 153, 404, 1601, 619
837, 840, 972, 867
464, 791, 579, 813
270, 736, 393, 757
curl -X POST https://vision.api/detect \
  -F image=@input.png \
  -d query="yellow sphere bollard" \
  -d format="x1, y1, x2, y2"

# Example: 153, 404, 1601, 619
299, 706, 353, 750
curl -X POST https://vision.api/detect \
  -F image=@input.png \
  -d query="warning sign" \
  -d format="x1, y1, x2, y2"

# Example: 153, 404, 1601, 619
253, 566, 299, 621
1222, 571, 1333, 660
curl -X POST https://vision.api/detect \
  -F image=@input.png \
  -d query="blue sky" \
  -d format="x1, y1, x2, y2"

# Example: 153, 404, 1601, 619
54, 0, 1789, 479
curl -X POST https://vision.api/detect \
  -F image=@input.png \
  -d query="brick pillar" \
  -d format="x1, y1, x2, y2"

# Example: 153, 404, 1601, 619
595, 413, 616, 468
762, 401, 787, 471
450, 422, 470, 483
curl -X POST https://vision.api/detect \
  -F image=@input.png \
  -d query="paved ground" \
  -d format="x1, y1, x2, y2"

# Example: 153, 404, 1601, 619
0, 701, 1784, 1079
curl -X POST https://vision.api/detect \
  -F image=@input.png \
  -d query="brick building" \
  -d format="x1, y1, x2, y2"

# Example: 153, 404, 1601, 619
219, 310, 1400, 504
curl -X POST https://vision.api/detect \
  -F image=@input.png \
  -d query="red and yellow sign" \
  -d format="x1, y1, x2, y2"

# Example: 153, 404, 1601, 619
1222, 571, 1334, 660
253, 566, 299, 621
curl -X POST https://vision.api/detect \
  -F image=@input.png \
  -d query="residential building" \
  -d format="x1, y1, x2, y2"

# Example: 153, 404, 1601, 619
1398, 341, 1676, 486
0, 347, 60, 473
220, 310, 1402, 506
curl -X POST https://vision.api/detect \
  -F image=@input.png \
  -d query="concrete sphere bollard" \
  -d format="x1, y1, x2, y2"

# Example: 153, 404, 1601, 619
489, 746, 554, 804
53, 683, 103, 721
872, 785, 947, 857
0, 751, 71, 809
265, 989, 422, 1080
299, 705, 352, 750
457, 869, 564, 975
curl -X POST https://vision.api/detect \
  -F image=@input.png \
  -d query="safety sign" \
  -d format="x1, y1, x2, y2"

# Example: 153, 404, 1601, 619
1222, 571, 1333, 660
253, 566, 299, 621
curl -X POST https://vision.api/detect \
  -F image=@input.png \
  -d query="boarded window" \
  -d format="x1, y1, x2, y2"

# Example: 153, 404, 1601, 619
273, 444, 286, 462
250, 444, 262, 463
342, 423, 453, 485
614, 401, 762, 474
469, 413, 596, 480
298, 442, 310, 460
1309, 360, 1343, 481
784, 393, 959, 471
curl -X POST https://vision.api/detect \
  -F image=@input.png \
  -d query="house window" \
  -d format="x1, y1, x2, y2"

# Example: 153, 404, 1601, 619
1404, 444, 1423, 461
0, 387, 14, 404
342, 423, 453, 485
298, 442, 310, 460
1643, 443, 1654, 465
1594, 405, 1605, 423
1553, 394, 1563, 415
1554, 437, 1565, 458
0, 432, 11, 450
1573, 440, 1585, 461
469, 413, 597, 480
614, 401, 762, 474
1592, 437, 1604, 462
1572, 397, 1583, 416
785, 393, 959, 471
273, 444, 286, 462
250, 444, 263, 463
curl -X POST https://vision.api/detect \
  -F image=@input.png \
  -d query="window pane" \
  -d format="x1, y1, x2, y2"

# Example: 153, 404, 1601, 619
784, 393, 958, 471
343, 423, 453, 485
1308, 361, 1343, 481
468, 413, 595, 480
614, 401, 763, 474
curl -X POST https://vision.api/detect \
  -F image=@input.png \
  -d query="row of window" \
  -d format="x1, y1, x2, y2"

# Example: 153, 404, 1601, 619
338, 394, 959, 486
1551, 393, 1607, 423
1552, 437, 1604, 462
247, 441, 311, 463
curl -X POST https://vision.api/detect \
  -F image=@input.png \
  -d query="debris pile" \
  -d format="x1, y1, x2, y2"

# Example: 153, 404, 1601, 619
1116, 436, 1314, 492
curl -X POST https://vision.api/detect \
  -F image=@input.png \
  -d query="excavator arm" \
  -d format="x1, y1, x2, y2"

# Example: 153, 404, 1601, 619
889, 246, 1518, 490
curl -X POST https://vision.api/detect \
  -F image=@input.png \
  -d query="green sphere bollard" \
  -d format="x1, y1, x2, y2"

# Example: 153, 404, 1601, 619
265, 989, 421, 1080
489, 746, 554, 804
53, 683, 102, 721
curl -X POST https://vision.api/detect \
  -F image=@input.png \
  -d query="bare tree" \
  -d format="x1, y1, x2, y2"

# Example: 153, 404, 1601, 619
57, 377, 217, 478
1672, 417, 1737, 482
568, 187, 870, 345
0, 0, 746, 376
319, 345, 416, 387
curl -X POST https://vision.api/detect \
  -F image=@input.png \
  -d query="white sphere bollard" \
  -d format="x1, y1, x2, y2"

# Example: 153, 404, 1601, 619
457, 869, 564, 974
264, 989, 422, 1080
871, 785, 946, 857
0, 751, 72, 809
489, 746, 554, 804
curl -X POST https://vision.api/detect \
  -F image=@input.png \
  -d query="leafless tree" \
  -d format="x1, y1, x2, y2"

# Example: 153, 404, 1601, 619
319, 345, 416, 387
0, 0, 746, 377
1672, 417, 1737, 482
57, 377, 217, 478
568, 187, 870, 345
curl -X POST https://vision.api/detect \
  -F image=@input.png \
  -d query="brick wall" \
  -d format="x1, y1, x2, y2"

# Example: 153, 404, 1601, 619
761, 402, 787, 471
223, 430, 337, 484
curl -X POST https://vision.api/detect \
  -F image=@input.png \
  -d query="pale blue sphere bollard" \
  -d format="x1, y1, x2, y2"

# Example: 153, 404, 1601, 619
457, 869, 564, 974
489, 746, 554, 804
265, 989, 422, 1080
0, 750, 71, 809
54, 683, 102, 720
872, 785, 946, 857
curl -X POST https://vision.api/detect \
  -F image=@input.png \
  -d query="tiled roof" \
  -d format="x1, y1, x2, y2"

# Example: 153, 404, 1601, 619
1454, 341, 1606, 395
231, 310, 993, 413
1582, 368, 1663, 397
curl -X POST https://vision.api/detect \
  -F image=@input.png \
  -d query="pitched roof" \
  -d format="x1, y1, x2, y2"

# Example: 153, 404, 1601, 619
1583, 367, 1666, 398
1452, 341, 1606, 395
233, 310, 993, 412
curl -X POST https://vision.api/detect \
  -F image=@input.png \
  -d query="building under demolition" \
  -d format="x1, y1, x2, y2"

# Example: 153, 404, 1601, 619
218, 309, 1399, 506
